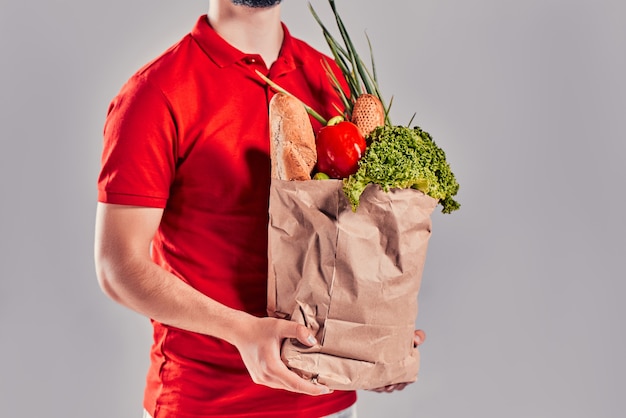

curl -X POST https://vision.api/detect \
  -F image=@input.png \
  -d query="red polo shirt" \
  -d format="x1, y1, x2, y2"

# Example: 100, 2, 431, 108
98, 15, 356, 418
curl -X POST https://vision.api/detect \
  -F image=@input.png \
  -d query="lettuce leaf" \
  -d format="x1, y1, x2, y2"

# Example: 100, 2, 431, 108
343, 125, 460, 214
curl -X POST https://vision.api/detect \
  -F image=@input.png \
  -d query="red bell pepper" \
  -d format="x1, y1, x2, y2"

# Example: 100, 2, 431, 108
316, 117, 367, 179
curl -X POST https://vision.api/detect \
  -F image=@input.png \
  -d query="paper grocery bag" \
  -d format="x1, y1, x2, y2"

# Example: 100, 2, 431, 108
267, 179, 438, 390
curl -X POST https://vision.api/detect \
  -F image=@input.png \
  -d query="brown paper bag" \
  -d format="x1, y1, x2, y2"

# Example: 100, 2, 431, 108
267, 179, 438, 390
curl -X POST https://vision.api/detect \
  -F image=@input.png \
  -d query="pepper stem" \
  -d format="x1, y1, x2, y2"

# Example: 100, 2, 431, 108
327, 115, 344, 126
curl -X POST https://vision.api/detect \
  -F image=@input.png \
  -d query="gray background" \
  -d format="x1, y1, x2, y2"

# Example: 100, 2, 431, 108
1, 0, 624, 417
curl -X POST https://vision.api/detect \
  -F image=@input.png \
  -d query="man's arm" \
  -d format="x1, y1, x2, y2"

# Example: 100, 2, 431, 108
94, 202, 330, 395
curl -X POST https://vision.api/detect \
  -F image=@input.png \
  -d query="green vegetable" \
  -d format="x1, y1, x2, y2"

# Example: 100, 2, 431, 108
309, 0, 390, 124
313, 172, 331, 180
343, 125, 461, 214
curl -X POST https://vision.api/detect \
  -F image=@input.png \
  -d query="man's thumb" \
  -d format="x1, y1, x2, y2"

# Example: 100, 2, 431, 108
286, 322, 317, 347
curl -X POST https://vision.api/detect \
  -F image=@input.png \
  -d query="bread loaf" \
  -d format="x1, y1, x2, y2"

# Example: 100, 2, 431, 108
269, 93, 317, 181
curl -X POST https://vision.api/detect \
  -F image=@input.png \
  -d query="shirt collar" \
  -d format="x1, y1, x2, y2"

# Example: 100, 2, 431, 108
190, 15, 299, 74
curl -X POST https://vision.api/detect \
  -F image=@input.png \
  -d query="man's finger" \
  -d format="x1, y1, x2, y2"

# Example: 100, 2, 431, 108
414, 329, 426, 347
270, 357, 331, 396
280, 321, 317, 347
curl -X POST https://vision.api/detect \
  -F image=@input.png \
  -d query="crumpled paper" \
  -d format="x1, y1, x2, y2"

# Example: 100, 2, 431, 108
267, 179, 437, 390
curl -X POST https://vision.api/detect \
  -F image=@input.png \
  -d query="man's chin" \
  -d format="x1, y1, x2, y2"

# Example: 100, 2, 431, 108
231, 0, 282, 8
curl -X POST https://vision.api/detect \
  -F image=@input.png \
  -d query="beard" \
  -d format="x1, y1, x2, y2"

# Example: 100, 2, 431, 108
231, 0, 282, 8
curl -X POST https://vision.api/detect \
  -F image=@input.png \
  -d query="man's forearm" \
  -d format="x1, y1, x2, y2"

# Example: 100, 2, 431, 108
94, 203, 254, 345
97, 256, 253, 345
93, 203, 328, 395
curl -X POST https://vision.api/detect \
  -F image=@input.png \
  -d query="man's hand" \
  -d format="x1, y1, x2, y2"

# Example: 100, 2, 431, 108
370, 329, 427, 393
233, 316, 332, 396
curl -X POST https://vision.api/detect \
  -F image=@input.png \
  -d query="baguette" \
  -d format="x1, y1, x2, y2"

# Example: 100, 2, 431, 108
269, 93, 317, 181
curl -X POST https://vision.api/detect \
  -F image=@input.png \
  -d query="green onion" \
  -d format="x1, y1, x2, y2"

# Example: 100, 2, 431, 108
308, 0, 390, 123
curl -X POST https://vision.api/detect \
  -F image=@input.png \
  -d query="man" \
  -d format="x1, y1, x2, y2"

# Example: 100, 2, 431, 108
94, 1, 424, 417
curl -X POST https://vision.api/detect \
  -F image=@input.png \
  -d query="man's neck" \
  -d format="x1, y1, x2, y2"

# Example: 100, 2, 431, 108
208, 1, 284, 67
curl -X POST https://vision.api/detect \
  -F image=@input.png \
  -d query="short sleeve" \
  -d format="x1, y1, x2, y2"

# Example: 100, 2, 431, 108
97, 75, 177, 208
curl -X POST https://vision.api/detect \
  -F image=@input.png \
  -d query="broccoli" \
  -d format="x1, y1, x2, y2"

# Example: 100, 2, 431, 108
343, 125, 460, 214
